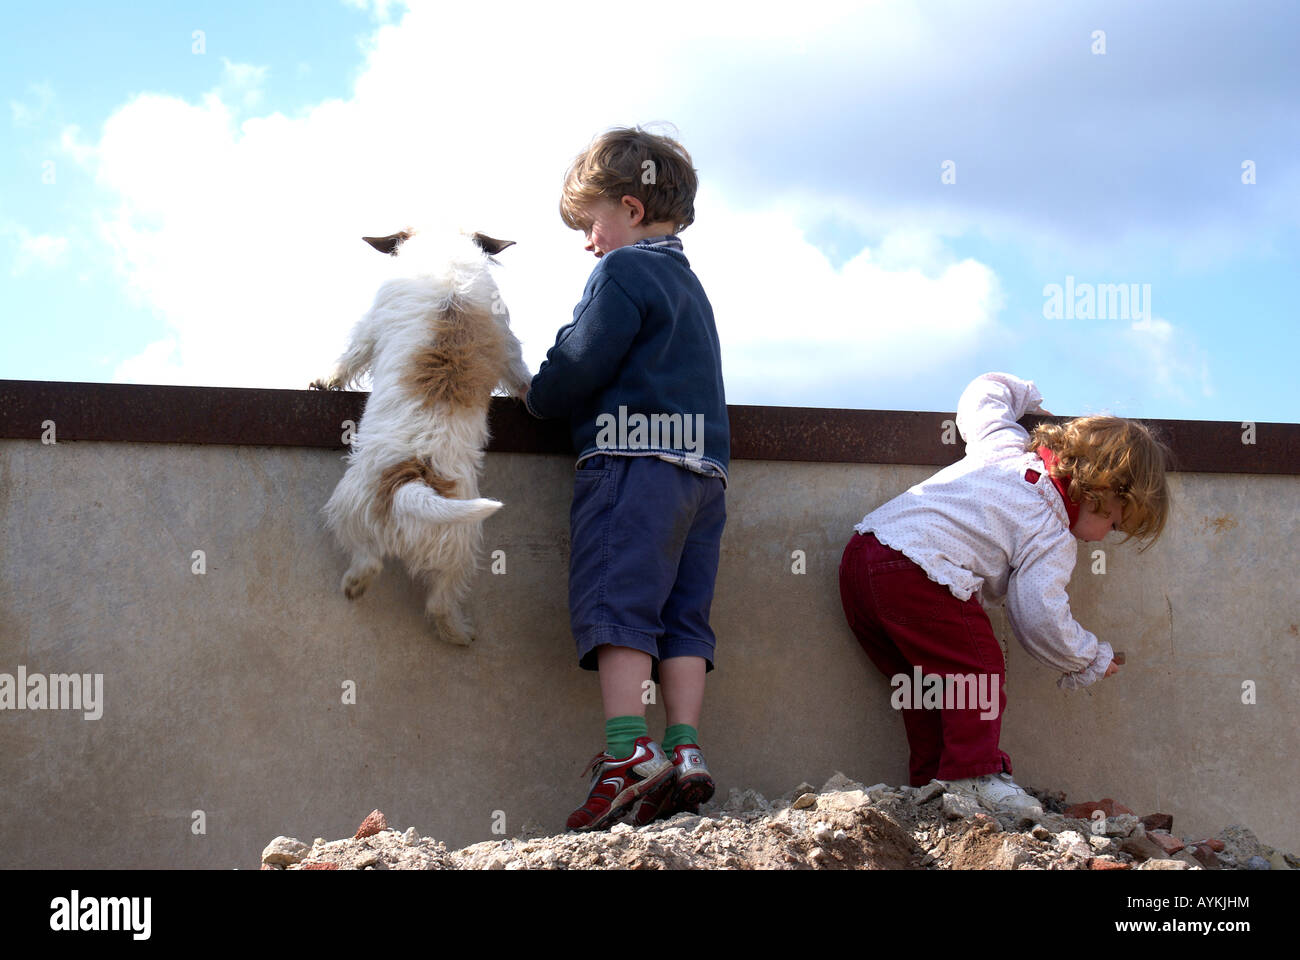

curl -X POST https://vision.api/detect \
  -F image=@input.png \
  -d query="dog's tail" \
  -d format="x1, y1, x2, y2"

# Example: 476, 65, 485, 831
390, 481, 503, 525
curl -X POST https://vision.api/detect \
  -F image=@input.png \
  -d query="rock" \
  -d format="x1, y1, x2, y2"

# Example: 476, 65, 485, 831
1171, 850, 1202, 869
402, 827, 419, 844
833, 829, 847, 842
1055, 830, 1093, 860
354, 809, 387, 840
1267, 851, 1291, 871
942, 793, 983, 820
819, 790, 868, 812
1136, 858, 1190, 870
609, 822, 632, 835
299, 862, 339, 870
1217, 824, 1267, 864
791, 781, 816, 799
1090, 858, 1130, 870
261, 836, 310, 865
1244, 855, 1270, 870
990, 838, 1031, 870
812, 822, 833, 845
1030, 823, 1051, 840
819, 772, 865, 794
792, 793, 817, 810
259, 862, 282, 870
1121, 833, 1172, 862
914, 780, 946, 804
1141, 813, 1174, 833
1088, 835, 1118, 854
1103, 815, 1140, 838
1147, 831, 1185, 855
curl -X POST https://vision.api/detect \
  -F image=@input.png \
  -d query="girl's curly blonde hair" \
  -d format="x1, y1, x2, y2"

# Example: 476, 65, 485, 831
1026, 416, 1173, 549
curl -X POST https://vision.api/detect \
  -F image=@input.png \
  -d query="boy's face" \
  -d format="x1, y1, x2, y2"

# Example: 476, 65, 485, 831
577, 197, 643, 259
1071, 491, 1125, 542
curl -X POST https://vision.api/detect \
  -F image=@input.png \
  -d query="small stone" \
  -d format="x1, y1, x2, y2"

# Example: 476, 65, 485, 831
819, 772, 865, 794
809, 847, 826, 865
1088, 835, 1117, 854
915, 780, 946, 804
1170, 850, 1202, 869
1136, 858, 1189, 870
486, 854, 508, 870
1103, 815, 1140, 838
1030, 823, 1051, 840
833, 829, 847, 842
792, 793, 817, 810
1141, 813, 1174, 833
791, 781, 816, 798
990, 838, 1031, 870
812, 822, 833, 844
1267, 851, 1292, 871
1203, 837, 1225, 853
354, 809, 387, 840
299, 861, 339, 870
1090, 858, 1130, 870
609, 822, 632, 835
403, 827, 419, 844
538, 849, 559, 869
691, 818, 716, 835
1189, 844, 1220, 869
941, 793, 982, 820
1147, 831, 1185, 855
261, 836, 310, 865
1245, 855, 1270, 870
259, 862, 282, 871
819, 790, 868, 811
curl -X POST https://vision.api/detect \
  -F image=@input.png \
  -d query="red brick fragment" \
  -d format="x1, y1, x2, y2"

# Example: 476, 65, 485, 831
1147, 831, 1185, 855
354, 809, 387, 839
1090, 858, 1130, 870
1190, 844, 1219, 869
1065, 798, 1134, 820
1202, 837, 1225, 852
1141, 813, 1173, 833
300, 861, 340, 870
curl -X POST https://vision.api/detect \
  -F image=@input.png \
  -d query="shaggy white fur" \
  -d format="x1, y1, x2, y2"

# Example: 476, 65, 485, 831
313, 228, 531, 645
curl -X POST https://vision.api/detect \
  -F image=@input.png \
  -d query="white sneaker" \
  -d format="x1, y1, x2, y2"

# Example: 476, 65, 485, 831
943, 773, 1044, 817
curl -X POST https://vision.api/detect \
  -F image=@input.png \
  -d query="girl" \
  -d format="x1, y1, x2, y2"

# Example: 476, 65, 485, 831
839, 372, 1170, 815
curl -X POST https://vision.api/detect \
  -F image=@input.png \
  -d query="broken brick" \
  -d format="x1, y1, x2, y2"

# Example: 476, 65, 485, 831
299, 861, 340, 870
1148, 831, 1186, 855
354, 809, 387, 840
1141, 813, 1174, 833
1190, 844, 1220, 869
1065, 798, 1135, 819
1090, 858, 1130, 870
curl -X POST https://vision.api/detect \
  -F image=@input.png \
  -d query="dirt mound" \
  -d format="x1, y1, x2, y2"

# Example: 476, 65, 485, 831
258, 774, 1298, 871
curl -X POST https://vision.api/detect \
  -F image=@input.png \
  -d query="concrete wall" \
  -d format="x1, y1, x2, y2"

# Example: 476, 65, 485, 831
1, 438, 1296, 867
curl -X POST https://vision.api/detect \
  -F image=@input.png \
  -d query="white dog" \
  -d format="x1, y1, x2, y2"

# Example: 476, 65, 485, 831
311, 228, 531, 645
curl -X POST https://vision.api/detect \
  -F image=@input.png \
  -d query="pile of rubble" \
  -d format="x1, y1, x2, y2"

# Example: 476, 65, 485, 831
259, 774, 1296, 871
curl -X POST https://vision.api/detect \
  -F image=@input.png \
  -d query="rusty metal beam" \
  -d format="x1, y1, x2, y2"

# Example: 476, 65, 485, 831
0, 380, 1295, 475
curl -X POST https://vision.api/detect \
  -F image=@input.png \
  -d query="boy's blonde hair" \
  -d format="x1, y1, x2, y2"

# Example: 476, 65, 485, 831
1026, 416, 1173, 548
560, 126, 697, 234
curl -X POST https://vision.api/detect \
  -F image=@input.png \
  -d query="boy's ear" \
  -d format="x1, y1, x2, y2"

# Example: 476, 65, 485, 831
621, 195, 646, 227
471, 232, 516, 256
362, 231, 412, 256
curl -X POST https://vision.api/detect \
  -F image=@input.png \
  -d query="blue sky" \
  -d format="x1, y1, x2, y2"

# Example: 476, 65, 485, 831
3, 0, 1297, 423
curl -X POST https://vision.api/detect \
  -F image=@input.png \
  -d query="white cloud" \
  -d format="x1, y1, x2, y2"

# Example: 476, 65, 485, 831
75, 0, 1004, 399
3, 222, 70, 275
1123, 317, 1213, 402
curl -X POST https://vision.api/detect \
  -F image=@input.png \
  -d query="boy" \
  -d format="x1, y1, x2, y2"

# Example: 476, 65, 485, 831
524, 127, 729, 830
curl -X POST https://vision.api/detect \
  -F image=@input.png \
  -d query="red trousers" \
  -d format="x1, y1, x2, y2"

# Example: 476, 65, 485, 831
838, 531, 1011, 786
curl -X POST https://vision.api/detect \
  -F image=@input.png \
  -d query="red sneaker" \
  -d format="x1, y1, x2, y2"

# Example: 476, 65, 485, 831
567, 737, 673, 832
632, 744, 715, 826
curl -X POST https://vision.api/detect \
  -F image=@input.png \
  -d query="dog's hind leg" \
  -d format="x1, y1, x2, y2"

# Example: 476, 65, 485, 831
424, 562, 476, 646
342, 552, 384, 600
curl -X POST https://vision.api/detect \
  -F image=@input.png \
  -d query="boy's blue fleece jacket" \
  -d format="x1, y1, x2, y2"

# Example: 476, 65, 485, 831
524, 241, 730, 479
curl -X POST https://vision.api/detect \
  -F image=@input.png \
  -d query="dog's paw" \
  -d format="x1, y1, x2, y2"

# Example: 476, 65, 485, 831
342, 567, 378, 599
433, 614, 475, 646
309, 377, 341, 391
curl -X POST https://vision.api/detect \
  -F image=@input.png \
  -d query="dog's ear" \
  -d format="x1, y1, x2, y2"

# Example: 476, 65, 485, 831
471, 232, 515, 256
362, 231, 412, 256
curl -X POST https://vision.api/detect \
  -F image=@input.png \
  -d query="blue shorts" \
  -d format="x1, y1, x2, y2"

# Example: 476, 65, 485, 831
569, 454, 727, 677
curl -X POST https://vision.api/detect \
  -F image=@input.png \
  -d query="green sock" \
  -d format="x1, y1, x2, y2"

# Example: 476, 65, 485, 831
605, 715, 648, 758
662, 723, 699, 753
